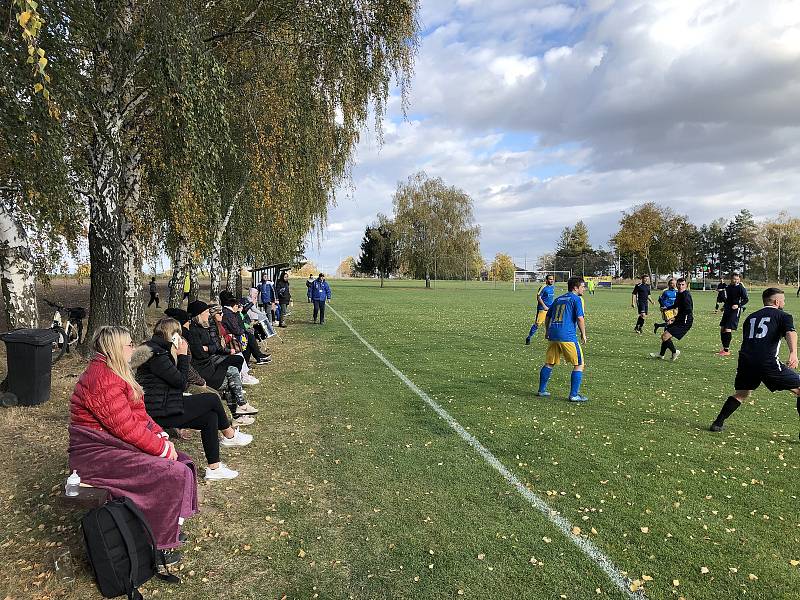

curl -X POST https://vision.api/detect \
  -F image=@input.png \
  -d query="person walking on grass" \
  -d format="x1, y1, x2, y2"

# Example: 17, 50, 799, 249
536, 276, 588, 403
525, 274, 555, 345
309, 273, 332, 324
710, 287, 800, 438
306, 274, 314, 303
148, 277, 160, 308
275, 271, 291, 328
631, 274, 653, 334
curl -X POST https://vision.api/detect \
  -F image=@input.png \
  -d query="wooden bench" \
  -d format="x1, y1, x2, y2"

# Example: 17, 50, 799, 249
57, 484, 109, 509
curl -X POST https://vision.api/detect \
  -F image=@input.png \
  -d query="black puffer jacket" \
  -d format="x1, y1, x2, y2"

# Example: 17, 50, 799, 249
186, 321, 227, 376
132, 336, 190, 418
275, 279, 291, 302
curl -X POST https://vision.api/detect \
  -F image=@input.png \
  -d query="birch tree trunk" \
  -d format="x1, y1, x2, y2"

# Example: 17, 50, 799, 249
0, 200, 39, 329
168, 239, 190, 308
188, 263, 199, 303
209, 174, 248, 301
121, 145, 146, 341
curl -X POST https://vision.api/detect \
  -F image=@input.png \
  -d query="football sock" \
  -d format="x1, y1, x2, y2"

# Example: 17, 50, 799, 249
714, 396, 741, 425
660, 339, 676, 356
721, 331, 732, 350
538, 365, 552, 393
569, 370, 583, 397
528, 324, 538, 338
635, 316, 644, 331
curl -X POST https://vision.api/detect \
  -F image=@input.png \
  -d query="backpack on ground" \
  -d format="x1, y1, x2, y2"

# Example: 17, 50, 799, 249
81, 497, 179, 599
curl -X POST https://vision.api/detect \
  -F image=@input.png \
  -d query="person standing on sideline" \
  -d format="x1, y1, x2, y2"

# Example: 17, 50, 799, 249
148, 277, 160, 308
525, 274, 555, 345
710, 287, 800, 435
305, 275, 314, 303
536, 277, 588, 403
310, 273, 332, 324
649, 277, 693, 361
183, 273, 191, 304
715, 279, 726, 312
718, 272, 749, 356
631, 274, 653, 334
256, 274, 277, 323
275, 271, 291, 328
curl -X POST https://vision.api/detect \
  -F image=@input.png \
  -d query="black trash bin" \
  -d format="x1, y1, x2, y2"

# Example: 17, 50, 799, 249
0, 328, 59, 406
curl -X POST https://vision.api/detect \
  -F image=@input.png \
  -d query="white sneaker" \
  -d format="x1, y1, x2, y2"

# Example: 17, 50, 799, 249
231, 415, 255, 426
241, 374, 260, 385
648, 352, 664, 360
236, 402, 259, 415
671, 349, 681, 361
220, 427, 253, 447
205, 463, 239, 480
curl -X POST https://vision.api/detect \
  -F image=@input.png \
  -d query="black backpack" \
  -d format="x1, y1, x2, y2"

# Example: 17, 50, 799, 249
81, 497, 179, 599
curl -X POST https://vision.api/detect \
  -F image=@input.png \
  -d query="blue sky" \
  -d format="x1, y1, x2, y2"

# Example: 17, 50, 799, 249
306, 0, 800, 274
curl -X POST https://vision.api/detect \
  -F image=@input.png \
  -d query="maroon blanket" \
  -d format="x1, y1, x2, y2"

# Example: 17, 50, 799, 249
68, 425, 198, 549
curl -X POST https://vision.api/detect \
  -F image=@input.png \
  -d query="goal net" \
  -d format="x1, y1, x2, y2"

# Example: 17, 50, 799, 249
513, 270, 571, 291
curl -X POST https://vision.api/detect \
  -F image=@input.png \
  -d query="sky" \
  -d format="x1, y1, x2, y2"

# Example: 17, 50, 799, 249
305, 0, 800, 274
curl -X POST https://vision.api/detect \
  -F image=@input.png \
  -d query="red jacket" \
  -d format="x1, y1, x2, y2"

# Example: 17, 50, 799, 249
70, 356, 169, 457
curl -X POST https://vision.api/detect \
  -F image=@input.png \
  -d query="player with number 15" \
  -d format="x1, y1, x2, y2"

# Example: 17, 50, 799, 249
710, 287, 800, 437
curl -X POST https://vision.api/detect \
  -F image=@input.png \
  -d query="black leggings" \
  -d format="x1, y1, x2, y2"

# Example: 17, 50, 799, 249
155, 393, 231, 465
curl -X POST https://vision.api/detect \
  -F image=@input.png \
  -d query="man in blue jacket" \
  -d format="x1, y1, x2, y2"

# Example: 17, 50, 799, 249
309, 273, 332, 324
256, 274, 277, 323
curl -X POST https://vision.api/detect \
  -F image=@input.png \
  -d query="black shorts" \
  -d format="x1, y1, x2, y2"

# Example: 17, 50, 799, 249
734, 356, 800, 392
637, 302, 648, 315
666, 320, 692, 340
719, 308, 742, 330
716, 291, 726, 303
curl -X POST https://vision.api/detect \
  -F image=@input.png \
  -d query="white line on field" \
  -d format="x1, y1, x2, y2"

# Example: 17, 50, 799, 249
328, 304, 644, 600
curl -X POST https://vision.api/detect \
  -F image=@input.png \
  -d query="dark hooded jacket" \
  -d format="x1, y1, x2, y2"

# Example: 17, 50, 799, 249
131, 336, 190, 418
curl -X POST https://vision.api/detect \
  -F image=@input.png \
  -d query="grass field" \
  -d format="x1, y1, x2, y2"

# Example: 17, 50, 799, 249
2, 279, 799, 599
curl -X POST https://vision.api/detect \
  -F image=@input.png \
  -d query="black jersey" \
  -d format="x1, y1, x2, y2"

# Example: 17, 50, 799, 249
716, 282, 726, 292
723, 283, 748, 309
740, 307, 795, 366
632, 283, 651, 304
671, 290, 693, 325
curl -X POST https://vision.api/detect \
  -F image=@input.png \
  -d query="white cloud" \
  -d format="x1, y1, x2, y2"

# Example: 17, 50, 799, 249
309, 0, 800, 270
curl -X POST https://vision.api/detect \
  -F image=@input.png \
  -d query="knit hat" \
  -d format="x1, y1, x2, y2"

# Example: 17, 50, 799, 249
164, 308, 191, 324
208, 304, 222, 316
187, 300, 210, 318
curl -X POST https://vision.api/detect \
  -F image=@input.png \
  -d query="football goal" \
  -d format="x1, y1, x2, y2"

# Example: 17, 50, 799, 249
513, 270, 571, 291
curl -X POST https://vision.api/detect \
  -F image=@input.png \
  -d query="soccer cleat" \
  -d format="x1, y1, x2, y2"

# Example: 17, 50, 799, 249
568, 394, 589, 403
717, 349, 731, 357
709, 423, 724, 432
671, 350, 681, 361
648, 352, 665, 359
525, 337, 531, 345
536, 390, 551, 397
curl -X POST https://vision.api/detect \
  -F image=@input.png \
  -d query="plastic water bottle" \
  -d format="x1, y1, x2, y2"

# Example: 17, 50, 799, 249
65, 470, 80, 497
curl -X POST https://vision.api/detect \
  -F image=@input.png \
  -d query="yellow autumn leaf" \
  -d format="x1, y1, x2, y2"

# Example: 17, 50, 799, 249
640, 527, 649, 533
33, 83, 43, 93
642, 575, 653, 581
298, 548, 306, 558
572, 526, 581, 535
542, 537, 551, 543
790, 560, 799, 567
748, 574, 758, 581
477, 553, 485, 560
700, 566, 710, 574
673, 580, 680, 587
18, 11, 32, 26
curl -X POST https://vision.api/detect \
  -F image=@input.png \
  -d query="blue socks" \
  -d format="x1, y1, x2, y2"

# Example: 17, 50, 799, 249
538, 365, 552, 393
570, 370, 583, 397
528, 324, 538, 338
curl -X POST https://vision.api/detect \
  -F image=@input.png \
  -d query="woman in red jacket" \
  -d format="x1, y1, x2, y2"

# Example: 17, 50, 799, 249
68, 326, 198, 565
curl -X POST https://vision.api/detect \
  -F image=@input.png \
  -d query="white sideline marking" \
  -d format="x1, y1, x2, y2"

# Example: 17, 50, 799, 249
328, 304, 645, 599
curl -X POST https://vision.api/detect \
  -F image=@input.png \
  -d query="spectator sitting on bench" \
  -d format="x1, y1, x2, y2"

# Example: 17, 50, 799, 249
131, 317, 253, 481
68, 326, 198, 563
184, 301, 256, 424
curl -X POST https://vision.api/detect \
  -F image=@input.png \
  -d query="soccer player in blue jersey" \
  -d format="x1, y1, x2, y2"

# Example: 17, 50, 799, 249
525, 274, 556, 345
536, 276, 588, 402
653, 278, 678, 333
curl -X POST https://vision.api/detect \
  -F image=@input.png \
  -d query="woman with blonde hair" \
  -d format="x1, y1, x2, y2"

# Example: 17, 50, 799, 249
132, 317, 252, 481
69, 326, 198, 565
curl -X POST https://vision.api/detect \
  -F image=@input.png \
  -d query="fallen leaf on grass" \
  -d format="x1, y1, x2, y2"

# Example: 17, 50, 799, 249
700, 567, 709, 574
640, 527, 649, 534
748, 574, 758, 581
477, 553, 485, 560
298, 549, 306, 558
542, 537, 551, 543
572, 526, 581, 535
